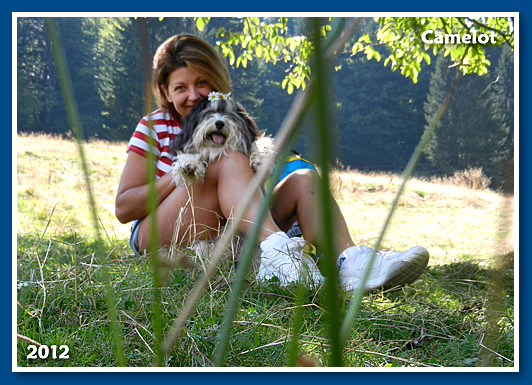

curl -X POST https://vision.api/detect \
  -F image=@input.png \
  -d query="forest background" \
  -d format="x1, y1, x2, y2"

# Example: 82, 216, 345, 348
16, 16, 514, 189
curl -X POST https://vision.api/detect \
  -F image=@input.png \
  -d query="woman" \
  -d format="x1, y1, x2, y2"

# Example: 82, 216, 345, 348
115, 34, 429, 291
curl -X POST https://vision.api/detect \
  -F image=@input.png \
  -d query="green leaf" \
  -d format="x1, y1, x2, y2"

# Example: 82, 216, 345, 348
195, 17, 210, 32
287, 82, 294, 95
212, 16, 513, 92
360, 34, 371, 44
196, 18, 204, 31
255, 44, 263, 58
423, 52, 431, 65
289, 38, 298, 52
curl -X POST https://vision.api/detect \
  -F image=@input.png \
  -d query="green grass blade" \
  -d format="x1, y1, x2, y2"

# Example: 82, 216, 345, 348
214, 17, 361, 367
159, 66, 317, 359
286, 278, 308, 366
160, 18, 362, 364
309, 17, 344, 367
211, 171, 277, 366
44, 17, 127, 366
212, 114, 309, 366
136, 19, 165, 367
340, 73, 464, 343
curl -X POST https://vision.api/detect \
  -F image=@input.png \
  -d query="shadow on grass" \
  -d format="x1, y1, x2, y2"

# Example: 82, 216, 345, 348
16, 231, 515, 367
346, 257, 515, 367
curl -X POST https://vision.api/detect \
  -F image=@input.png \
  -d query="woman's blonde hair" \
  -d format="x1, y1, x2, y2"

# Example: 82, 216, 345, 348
152, 34, 232, 112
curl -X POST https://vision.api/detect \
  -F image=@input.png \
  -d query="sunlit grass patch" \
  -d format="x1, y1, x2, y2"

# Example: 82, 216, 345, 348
330, 169, 511, 267
16, 134, 514, 367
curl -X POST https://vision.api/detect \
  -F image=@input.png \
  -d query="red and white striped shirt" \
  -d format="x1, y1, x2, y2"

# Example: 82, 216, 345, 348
127, 109, 183, 178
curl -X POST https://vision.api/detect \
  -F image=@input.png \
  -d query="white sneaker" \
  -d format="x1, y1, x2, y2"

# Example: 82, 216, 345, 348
258, 232, 324, 286
338, 245, 429, 291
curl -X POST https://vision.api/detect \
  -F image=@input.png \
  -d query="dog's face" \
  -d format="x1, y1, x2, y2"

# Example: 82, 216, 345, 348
173, 97, 260, 159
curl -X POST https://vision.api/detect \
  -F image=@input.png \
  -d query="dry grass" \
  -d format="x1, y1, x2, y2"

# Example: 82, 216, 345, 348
17, 132, 513, 267
16, 133, 515, 368
330, 169, 513, 267
16, 132, 131, 241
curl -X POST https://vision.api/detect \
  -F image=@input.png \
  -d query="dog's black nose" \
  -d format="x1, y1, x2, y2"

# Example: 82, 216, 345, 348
215, 120, 225, 130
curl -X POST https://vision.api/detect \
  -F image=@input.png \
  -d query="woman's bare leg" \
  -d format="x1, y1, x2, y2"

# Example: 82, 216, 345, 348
216, 151, 282, 241
137, 150, 281, 251
270, 169, 355, 257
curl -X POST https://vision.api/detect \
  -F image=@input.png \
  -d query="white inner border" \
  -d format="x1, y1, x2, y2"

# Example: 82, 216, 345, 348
12, 12, 519, 373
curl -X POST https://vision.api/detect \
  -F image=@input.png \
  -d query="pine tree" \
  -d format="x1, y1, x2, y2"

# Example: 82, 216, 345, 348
98, 18, 145, 141
17, 17, 62, 133
424, 52, 511, 187
490, 44, 514, 154
56, 18, 108, 138
18, 17, 108, 137
333, 43, 431, 171
488, 44, 514, 189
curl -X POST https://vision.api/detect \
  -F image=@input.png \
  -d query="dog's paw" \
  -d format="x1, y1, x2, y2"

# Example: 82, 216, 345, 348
172, 153, 208, 186
181, 163, 198, 177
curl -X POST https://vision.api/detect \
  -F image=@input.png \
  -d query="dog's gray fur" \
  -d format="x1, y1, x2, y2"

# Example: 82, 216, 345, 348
171, 97, 274, 186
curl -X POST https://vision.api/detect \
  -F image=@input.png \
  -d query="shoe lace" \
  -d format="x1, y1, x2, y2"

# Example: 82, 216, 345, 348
377, 249, 396, 259
359, 245, 395, 260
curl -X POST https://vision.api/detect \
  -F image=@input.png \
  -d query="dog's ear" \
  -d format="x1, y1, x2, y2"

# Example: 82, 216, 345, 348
172, 98, 210, 153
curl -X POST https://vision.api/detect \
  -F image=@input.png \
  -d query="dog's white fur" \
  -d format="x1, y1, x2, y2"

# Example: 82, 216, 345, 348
171, 98, 274, 186
249, 135, 275, 172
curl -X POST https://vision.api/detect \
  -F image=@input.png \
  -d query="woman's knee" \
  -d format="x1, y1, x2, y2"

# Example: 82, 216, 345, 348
283, 168, 319, 192
218, 150, 252, 172
204, 150, 252, 182
271, 169, 318, 223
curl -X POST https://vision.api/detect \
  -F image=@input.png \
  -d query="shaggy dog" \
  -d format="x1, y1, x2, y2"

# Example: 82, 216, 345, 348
171, 92, 273, 186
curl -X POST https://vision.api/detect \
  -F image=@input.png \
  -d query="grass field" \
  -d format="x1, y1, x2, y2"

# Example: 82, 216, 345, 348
15, 133, 515, 368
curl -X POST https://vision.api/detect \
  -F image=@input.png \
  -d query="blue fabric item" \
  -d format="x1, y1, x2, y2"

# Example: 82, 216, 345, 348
129, 219, 143, 257
277, 156, 318, 183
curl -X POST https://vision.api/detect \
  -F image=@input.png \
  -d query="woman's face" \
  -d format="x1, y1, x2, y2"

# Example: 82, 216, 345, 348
164, 67, 213, 118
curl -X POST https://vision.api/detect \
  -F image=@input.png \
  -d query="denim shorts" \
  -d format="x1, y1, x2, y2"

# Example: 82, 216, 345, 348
129, 219, 143, 257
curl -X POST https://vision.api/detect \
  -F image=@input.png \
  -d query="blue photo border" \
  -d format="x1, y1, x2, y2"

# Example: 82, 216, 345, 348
7, 1, 527, 384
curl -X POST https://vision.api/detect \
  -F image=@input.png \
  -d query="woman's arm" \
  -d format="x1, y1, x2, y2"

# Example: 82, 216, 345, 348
115, 151, 176, 224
